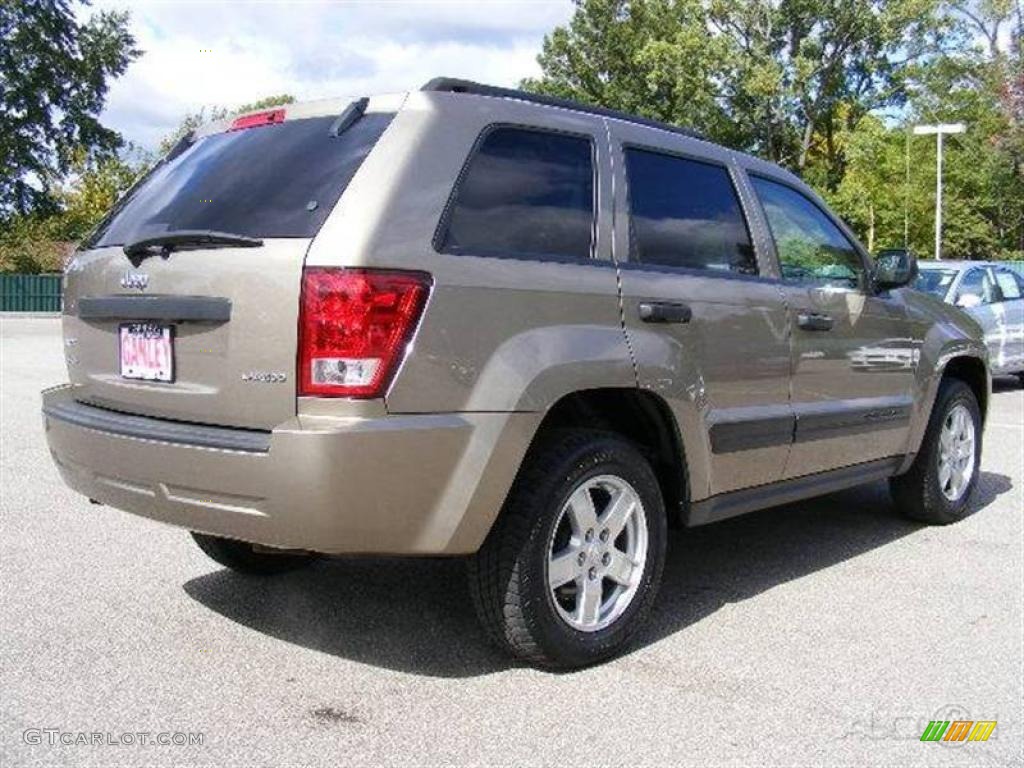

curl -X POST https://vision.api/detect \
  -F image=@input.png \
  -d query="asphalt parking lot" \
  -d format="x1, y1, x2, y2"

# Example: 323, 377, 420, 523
1, 316, 1021, 767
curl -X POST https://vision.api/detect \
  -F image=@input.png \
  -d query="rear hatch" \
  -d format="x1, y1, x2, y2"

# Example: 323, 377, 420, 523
62, 99, 397, 430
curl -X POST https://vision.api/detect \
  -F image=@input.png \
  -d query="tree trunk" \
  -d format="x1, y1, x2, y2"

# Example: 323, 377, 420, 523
798, 119, 814, 171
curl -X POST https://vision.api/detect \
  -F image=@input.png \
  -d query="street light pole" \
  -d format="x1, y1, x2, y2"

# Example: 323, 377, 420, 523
936, 129, 943, 260
912, 123, 965, 260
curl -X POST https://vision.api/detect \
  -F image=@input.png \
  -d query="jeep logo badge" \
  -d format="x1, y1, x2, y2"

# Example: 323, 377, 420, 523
120, 272, 149, 290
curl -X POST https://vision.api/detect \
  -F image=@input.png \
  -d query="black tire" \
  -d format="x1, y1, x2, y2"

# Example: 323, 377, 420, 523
890, 379, 982, 524
468, 429, 667, 669
190, 532, 318, 575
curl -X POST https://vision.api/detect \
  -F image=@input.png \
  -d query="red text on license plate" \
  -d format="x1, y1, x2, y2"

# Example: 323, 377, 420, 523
119, 323, 174, 381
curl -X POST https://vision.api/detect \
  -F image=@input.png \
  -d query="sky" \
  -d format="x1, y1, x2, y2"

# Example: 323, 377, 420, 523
90, 0, 576, 151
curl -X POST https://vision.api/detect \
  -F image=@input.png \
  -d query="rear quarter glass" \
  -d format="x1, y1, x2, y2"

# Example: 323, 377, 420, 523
87, 112, 394, 248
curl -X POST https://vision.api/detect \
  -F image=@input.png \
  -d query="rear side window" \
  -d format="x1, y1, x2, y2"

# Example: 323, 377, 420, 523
87, 112, 394, 248
439, 127, 594, 260
994, 269, 1022, 300
624, 149, 756, 275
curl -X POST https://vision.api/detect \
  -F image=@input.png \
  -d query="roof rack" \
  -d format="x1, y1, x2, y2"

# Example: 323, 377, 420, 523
421, 77, 706, 141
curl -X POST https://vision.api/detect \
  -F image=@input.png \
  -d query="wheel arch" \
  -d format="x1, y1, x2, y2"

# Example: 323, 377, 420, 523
525, 387, 689, 526
941, 355, 989, 424
900, 348, 991, 474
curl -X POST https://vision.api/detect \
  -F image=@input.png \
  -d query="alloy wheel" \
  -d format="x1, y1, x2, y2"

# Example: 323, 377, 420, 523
938, 403, 976, 502
546, 474, 648, 632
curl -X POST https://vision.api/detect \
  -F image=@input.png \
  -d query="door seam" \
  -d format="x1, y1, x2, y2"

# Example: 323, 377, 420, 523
602, 116, 640, 385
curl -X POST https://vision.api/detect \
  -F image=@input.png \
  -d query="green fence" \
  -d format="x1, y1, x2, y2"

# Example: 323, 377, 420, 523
0, 274, 63, 312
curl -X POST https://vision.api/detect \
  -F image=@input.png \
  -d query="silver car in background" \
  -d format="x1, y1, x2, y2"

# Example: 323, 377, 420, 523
915, 260, 1024, 381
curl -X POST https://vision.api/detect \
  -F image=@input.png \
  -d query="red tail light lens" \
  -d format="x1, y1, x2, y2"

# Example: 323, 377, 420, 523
298, 268, 430, 398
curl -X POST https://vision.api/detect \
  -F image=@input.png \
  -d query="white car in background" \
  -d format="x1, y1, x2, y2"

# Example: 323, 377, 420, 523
914, 260, 1024, 382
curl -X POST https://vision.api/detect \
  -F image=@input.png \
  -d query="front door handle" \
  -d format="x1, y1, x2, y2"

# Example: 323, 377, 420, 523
639, 302, 692, 324
797, 311, 833, 331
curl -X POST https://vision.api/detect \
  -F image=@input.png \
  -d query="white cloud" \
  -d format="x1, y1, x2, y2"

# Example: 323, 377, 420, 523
90, 0, 575, 150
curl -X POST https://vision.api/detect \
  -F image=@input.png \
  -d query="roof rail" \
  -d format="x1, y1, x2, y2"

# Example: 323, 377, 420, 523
421, 77, 706, 141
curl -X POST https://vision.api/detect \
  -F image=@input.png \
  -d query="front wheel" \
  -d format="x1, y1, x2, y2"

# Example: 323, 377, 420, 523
469, 429, 667, 669
890, 379, 982, 524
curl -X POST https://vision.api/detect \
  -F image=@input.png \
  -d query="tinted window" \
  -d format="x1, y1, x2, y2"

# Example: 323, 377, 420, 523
752, 177, 865, 289
89, 113, 394, 247
955, 268, 997, 306
914, 268, 959, 298
994, 269, 1022, 300
625, 149, 755, 274
440, 127, 594, 260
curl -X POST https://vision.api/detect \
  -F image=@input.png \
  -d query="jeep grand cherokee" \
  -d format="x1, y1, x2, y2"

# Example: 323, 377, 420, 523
43, 79, 990, 668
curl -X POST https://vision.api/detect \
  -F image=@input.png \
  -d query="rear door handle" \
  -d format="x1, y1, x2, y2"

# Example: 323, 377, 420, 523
797, 312, 833, 331
639, 302, 692, 324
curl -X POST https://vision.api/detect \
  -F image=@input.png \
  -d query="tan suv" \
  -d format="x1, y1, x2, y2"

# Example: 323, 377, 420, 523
43, 79, 990, 668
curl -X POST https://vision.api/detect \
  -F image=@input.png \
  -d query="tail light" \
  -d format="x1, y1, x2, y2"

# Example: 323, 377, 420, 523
230, 109, 286, 131
298, 268, 430, 398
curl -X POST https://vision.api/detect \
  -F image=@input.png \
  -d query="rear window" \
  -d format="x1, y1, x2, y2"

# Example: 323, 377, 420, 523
87, 112, 394, 248
439, 127, 595, 261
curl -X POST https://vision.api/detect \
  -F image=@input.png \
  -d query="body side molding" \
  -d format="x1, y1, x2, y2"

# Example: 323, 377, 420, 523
686, 456, 903, 526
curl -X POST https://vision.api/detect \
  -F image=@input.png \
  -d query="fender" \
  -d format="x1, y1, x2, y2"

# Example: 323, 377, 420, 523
897, 291, 991, 474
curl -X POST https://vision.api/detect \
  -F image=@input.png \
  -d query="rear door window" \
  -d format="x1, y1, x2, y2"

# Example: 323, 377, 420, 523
994, 269, 1022, 300
87, 112, 394, 248
439, 127, 595, 261
624, 149, 756, 275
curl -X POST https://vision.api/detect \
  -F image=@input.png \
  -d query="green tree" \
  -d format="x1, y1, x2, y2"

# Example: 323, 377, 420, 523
0, 150, 144, 273
0, 0, 140, 217
901, 3, 1024, 259
828, 115, 909, 253
827, 54, 1023, 261
525, 0, 952, 188
54, 149, 144, 241
523, 1, 738, 143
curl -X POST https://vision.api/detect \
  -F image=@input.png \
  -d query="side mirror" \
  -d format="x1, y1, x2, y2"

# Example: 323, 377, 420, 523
873, 249, 918, 290
956, 293, 982, 309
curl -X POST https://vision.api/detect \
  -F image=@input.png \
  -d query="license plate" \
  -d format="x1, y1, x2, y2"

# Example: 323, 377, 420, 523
119, 323, 174, 382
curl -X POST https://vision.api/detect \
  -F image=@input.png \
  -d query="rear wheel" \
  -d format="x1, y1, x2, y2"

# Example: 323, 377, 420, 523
890, 379, 981, 524
190, 532, 318, 575
469, 429, 667, 669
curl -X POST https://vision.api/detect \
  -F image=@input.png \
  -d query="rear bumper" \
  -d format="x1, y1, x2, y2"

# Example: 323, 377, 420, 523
42, 385, 539, 555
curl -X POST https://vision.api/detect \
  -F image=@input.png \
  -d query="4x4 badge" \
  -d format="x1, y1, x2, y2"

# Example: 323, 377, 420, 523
120, 272, 149, 290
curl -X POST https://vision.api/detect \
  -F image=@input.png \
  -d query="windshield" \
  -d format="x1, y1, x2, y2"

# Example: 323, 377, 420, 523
913, 268, 959, 298
87, 112, 394, 248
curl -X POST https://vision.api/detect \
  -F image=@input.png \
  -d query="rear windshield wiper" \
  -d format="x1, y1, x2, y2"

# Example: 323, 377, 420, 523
123, 230, 263, 261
